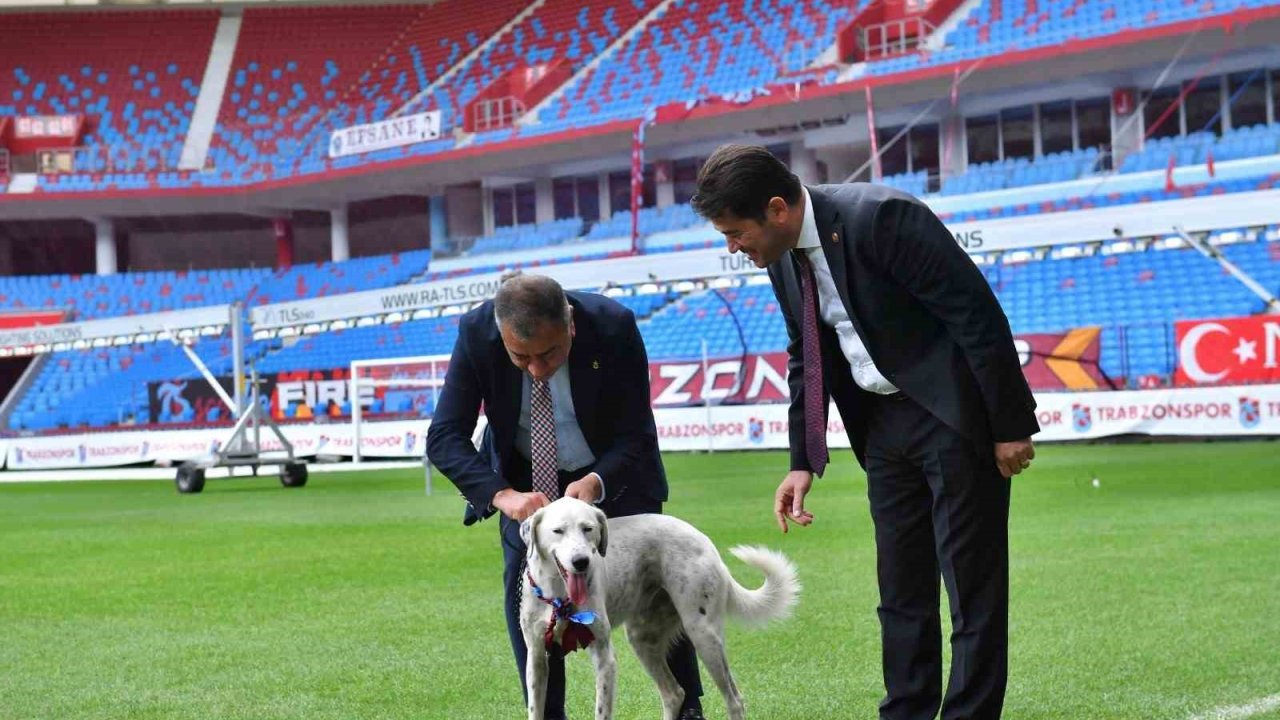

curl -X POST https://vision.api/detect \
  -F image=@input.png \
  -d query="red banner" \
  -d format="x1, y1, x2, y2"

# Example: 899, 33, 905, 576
1175, 314, 1280, 386
0, 310, 67, 330
6, 114, 85, 154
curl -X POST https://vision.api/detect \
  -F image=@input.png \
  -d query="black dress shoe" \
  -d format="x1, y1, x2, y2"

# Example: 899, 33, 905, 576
678, 709, 705, 720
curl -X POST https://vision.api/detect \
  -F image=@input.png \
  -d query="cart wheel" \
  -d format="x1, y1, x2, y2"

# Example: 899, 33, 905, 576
176, 464, 206, 494
280, 462, 308, 488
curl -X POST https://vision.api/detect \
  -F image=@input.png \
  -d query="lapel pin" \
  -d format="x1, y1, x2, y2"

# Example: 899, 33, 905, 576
831, 231, 840, 244
592, 359, 600, 370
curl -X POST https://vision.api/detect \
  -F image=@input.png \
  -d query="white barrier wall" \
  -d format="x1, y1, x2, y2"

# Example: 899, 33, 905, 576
651, 384, 1280, 451
3, 385, 1277, 473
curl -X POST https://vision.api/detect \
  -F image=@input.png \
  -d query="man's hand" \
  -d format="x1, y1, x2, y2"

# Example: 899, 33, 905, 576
565, 473, 603, 504
492, 488, 550, 522
994, 438, 1035, 478
774, 470, 815, 533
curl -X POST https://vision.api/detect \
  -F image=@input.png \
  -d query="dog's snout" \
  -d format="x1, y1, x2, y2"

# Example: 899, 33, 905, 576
572, 556, 590, 572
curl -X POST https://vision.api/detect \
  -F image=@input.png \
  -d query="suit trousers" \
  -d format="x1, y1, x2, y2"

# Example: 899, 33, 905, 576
498, 465, 703, 719
864, 392, 1010, 720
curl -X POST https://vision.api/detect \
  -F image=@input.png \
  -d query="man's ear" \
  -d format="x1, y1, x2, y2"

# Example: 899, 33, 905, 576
521, 508, 544, 565
592, 506, 608, 558
767, 195, 789, 223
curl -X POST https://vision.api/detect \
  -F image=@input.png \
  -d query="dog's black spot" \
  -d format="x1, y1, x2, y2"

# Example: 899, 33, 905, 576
699, 606, 706, 615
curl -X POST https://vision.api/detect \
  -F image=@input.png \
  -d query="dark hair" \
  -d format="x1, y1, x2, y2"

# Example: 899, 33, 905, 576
691, 144, 803, 222
494, 274, 570, 339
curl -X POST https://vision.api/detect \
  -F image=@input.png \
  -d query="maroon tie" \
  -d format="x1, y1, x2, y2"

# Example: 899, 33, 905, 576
795, 252, 829, 477
530, 378, 560, 499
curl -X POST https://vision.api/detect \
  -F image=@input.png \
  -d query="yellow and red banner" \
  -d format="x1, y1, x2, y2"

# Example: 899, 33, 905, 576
1015, 327, 1108, 390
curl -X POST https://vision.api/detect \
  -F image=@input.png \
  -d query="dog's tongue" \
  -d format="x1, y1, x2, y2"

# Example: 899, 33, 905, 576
566, 572, 589, 607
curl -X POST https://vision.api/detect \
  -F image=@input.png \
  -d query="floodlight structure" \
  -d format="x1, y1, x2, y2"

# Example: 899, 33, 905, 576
173, 302, 306, 494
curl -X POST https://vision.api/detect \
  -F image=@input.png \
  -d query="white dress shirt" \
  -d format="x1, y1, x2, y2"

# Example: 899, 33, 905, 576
515, 361, 605, 500
794, 187, 900, 395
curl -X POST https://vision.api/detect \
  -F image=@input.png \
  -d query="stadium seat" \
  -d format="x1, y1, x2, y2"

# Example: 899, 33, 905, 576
0, 10, 218, 178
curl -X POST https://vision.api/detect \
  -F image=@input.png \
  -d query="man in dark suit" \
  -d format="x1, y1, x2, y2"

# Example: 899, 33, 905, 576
692, 145, 1039, 720
425, 274, 704, 720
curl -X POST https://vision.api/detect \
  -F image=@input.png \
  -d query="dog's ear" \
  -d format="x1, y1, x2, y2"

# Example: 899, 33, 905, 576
592, 506, 608, 557
522, 508, 544, 564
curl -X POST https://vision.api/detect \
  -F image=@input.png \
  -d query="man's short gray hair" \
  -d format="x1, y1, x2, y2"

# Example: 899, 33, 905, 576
494, 274, 571, 340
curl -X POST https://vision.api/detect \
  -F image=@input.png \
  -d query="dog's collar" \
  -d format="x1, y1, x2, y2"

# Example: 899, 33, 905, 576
526, 569, 597, 654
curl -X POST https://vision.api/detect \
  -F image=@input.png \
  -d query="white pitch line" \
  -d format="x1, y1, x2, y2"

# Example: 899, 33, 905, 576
1190, 694, 1280, 720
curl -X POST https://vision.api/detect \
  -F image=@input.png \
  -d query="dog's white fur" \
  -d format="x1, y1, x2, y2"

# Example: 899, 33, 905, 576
519, 497, 800, 720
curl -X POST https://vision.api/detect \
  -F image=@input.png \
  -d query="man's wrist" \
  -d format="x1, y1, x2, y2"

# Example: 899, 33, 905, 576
492, 486, 515, 506
588, 472, 605, 504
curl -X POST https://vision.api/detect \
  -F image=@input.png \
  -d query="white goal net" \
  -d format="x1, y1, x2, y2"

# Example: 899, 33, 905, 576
349, 353, 452, 463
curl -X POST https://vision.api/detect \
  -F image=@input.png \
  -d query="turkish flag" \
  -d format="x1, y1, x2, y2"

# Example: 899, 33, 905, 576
1175, 315, 1280, 386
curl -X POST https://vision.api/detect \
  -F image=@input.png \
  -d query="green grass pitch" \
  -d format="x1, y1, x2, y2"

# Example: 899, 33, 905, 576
2, 442, 1278, 719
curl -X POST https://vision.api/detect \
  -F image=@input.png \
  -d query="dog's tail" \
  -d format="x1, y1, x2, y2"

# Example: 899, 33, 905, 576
724, 546, 800, 625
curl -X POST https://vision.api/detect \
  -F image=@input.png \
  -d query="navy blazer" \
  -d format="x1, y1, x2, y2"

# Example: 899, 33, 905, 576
768, 184, 1040, 472
426, 291, 668, 524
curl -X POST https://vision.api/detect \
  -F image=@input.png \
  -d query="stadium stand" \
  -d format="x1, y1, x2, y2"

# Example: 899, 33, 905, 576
243, 249, 432, 305
11, 221, 1276, 430
584, 204, 705, 241
0, 268, 268, 320
465, 217, 584, 255
938, 171, 1280, 224
0, 10, 219, 175
403, 0, 665, 132
9, 337, 279, 431
991, 228, 1280, 381
865, 0, 1280, 75
0, 249, 431, 321
639, 282, 784, 360
10, 0, 1280, 195
531, 0, 858, 135
207, 3, 522, 183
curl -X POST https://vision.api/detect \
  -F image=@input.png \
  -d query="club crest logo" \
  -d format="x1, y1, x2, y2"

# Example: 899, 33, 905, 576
748, 417, 765, 444
403, 431, 418, 453
1238, 397, 1261, 429
1071, 404, 1092, 433
77, 444, 88, 463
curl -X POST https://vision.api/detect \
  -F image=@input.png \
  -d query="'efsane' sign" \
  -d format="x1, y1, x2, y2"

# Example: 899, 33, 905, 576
328, 111, 442, 158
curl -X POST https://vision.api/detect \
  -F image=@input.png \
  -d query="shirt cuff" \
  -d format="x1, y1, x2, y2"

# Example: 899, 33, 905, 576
592, 473, 606, 505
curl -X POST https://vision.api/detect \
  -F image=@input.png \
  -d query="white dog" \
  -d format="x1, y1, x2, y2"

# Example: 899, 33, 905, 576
519, 497, 800, 720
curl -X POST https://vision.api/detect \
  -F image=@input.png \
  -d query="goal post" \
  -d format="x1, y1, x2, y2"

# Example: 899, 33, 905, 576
349, 353, 452, 465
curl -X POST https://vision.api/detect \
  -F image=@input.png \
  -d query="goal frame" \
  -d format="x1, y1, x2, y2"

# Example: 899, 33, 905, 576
349, 353, 452, 465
